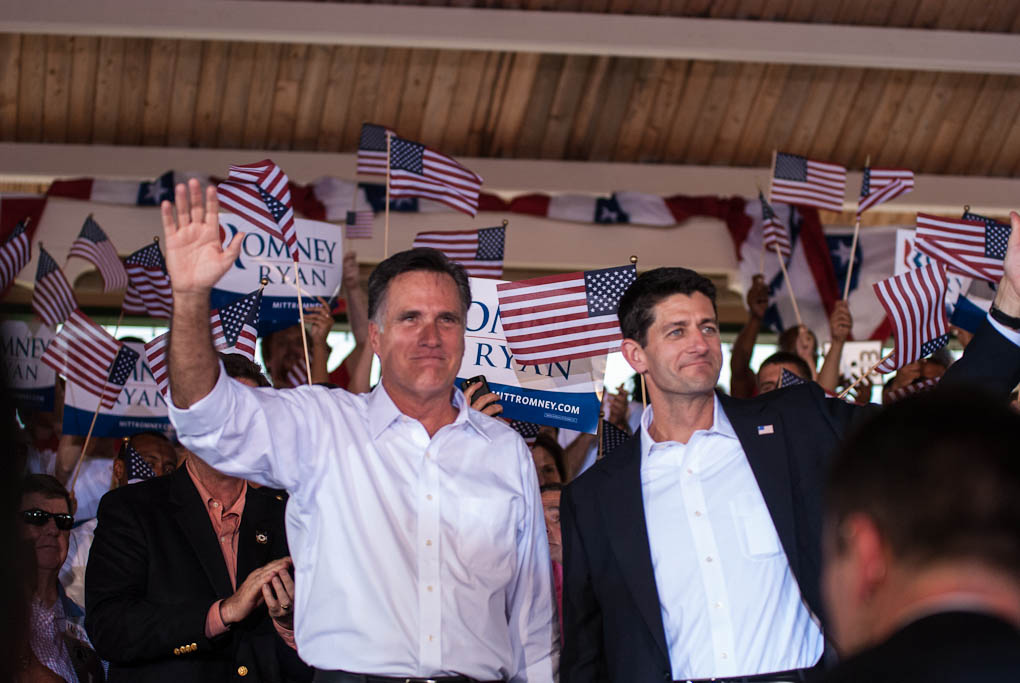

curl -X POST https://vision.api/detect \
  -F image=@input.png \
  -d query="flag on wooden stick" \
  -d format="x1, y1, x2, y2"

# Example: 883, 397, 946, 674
770, 153, 847, 212
914, 212, 1007, 283
857, 167, 914, 216
886, 376, 940, 403
0, 219, 30, 290
412, 226, 505, 278
123, 240, 173, 319
389, 137, 483, 217
873, 263, 950, 374
344, 210, 374, 239
760, 192, 791, 260
357, 123, 396, 176
68, 216, 128, 291
217, 160, 299, 262
32, 246, 77, 326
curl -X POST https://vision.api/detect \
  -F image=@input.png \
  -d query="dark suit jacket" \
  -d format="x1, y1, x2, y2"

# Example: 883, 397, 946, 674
817, 611, 1020, 683
560, 322, 1020, 683
85, 467, 311, 683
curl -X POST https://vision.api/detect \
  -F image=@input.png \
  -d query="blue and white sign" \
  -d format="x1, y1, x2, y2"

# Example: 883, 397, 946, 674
1, 320, 56, 412
457, 277, 606, 434
214, 213, 343, 335
63, 342, 170, 437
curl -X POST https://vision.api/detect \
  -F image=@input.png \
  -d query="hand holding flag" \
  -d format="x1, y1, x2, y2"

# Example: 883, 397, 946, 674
992, 211, 1020, 322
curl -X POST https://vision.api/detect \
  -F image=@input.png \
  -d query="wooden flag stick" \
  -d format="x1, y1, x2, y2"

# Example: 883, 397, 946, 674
774, 243, 802, 326
843, 155, 870, 300
837, 349, 893, 400
69, 387, 105, 498
384, 132, 392, 259
595, 417, 605, 461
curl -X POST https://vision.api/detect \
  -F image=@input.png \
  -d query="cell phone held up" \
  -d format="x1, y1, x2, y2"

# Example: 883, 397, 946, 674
462, 375, 492, 397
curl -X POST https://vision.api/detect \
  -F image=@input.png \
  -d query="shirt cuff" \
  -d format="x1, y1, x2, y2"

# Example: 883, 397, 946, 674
205, 599, 229, 639
167, 359, 234, 438
987, 312, 1020, 347
272, 618, 298, 650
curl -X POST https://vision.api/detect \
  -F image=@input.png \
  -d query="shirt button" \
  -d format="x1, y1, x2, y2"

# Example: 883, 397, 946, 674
715, 601, 722, 608
694, 510, 702, 517
721, 652, 728, 660
426, 494, 433, 501
687, 468, 693, 475
428, 635, 434, 642
427, 585, 433, 592
426, 539, 432, 546
706, 556, 713, 563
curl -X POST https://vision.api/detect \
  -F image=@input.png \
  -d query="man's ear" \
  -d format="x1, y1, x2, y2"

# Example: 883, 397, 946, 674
844, 513, 889, 601
368, 321, 381, 356
620, 338, 647, 375
112, 458, 126, 487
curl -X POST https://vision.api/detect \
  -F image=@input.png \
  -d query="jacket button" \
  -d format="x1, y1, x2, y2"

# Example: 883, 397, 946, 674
173, 648, 180, 656
190, 642, 197, 651
237, 665, 248, 677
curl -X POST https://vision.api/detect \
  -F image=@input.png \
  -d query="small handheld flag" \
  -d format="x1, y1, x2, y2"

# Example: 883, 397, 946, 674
389, 136, 484, 217
344, 210, 374, 239
770, 153, 847, 212
357, 123, 396, 176
122, 440, 158, 483
857, 167, 914, 216
123, 240, 173, 319
0, 219, 31, 291
217, 160, 299, 262
760, 192, 791, 260
412, 226, 506, 278
68, 216, 128, 291
32, 246, 77, 326
914, 212, 1007, 284
873, 263, 950, 374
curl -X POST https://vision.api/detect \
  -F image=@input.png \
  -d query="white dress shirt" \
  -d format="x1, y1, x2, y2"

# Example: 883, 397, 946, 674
640, 397, 824, 679
168, 366, 557, 681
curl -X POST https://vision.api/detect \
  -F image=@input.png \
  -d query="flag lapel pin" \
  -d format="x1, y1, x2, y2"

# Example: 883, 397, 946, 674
757, 424, 775, 436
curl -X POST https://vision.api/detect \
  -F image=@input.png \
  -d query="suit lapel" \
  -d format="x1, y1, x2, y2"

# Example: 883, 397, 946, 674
597, 436, 670, 661
237, 487, 276, 584
170, 469, 234, 600
718, 394, 800, 578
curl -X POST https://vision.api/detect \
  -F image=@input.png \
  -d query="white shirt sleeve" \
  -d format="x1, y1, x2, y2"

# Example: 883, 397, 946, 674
988, 312, 1020, 347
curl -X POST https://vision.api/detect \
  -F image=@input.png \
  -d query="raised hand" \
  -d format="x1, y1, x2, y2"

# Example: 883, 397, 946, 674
994, 212, 1020, 317
161, 179, 243, 296
747, 274, 769, 320
829, 301, 853, 343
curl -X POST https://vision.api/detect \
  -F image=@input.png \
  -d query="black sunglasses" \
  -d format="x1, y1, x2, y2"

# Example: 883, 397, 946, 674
20, 508, 74, 530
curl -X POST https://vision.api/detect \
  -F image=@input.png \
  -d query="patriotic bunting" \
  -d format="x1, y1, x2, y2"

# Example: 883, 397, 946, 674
770, 153, 847, 212
914, 212, 1007, 283
123, 241, 173, 319
0, 219, 30, 290
32, 246, 77, 326
857, 167, 914, 216
497, 264, 636, 366
217, 160, 299, 262
412, 226, 506, 278
873, 263, 950, 374
68, 216, 128, 291
389, 137, 484, 217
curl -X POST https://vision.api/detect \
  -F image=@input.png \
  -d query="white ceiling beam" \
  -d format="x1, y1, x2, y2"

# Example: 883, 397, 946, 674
5, 1, 1020, 74
1, 143, 1017, 216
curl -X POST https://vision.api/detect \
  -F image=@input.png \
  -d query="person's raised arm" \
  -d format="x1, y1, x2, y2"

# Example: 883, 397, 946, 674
342, 251, 369, 347
818, 300, 852, 393
730, 274, 768, 398
163, 179, 243, 408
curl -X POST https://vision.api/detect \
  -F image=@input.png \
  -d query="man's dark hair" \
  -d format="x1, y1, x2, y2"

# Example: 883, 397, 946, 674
618, 267, 717, 346
777, 326, 817, 357
20, 474, 72, 514
827, 388, 1020, 575
367, 247, 471, 323
533, 432, 567, 483
219, 353, 272, 388
759, 351, 812, 381
540, 482, 564, 494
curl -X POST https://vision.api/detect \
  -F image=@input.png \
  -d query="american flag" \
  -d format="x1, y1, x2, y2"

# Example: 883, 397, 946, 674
282, 362, 308, 388
122, 241, 173, 319
412, 226, 505, 278
345, 210, 374, 239
497, 264, 637, 365
509, 419, 541, 446
770, 153, 847, 212
857, 167, 914, 216
122, 441, 158, 482
146, 287, 263, 395
914, 212, 1007, 283
601, 419, 631, 456
40, 309, 138, 409
886, 376, 940, 403
357, 123, 395, 176
760, 191, 791, 259
873, 263, 950, 374
68, 216, 128, 291
778, 367, 807, 388
389, 137, 484, 217
0, 219, 30, 290
217, 159, 299, 262
32, 246, 77, 326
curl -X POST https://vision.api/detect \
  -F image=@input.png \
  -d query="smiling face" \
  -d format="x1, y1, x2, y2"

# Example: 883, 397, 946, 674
622, 292, 722, 401
19, 492, 70, 573
369, 270, 466, 407
264, 325, 306, 387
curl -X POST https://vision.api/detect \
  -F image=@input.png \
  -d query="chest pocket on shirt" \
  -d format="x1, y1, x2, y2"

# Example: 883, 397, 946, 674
453, 496, 517, 585
730, 492, 783, 559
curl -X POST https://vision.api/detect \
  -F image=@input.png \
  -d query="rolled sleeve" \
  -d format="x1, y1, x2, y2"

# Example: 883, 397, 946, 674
204, 600, 229, 639
167, 361, 237, 441
988, 312, 1020, 347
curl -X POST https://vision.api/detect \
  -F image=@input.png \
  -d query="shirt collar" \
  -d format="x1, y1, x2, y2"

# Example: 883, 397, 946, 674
640, 393, 738, 460
367, 381, 491, 442
186, 457, 246, 514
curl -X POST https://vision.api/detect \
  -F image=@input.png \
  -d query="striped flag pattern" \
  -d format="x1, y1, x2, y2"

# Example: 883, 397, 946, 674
122, 241, 173, 319
770, 153, 847, 212
886, 376, 940, 403
32, 246, 77, 326
873, 263, 950, 374
857, 167, 914, 216
40, 309, 137, 409
412, 226, 505, 278
143, 334, 171, 396
282, 363, 308, 388
0, 220, 31, 290
497, 264, 636, 365
68, 216, 128, 291
914, 212, 1007, 283
760, 192, 791, 259
217, 160, 299, 262
356, 123, 395, 176
389, 137, 484, 217
345, 210, 374, 239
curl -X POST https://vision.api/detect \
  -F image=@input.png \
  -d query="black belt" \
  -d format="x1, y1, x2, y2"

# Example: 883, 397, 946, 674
676, 667, 813, 683
313, 671, 502, 683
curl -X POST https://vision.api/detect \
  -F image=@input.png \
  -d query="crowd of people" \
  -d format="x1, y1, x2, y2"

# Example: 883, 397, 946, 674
9, 180, 1020, 683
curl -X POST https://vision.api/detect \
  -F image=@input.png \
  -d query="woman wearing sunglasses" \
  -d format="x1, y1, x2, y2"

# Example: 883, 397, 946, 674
17, 474, 104, 683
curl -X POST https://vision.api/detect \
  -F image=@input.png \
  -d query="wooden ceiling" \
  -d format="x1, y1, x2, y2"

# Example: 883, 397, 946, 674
3, 0, 1020, 183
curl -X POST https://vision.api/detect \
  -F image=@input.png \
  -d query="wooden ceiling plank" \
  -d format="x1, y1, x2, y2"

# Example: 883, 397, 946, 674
90, 37, 124, 145
730, 61, 789, 166
42, 35, 72, 144
883, 0, 923, 27
969, 76, 1020, 175
944, 74, 1010, 173
612, 58, 666, 161
239, 42, 282, 149
192, 41, 230, 148
756, 64, 815, 160
877, 69, 937, 166
418, 49, 463, 150
539, 53, 590, 159
464, 51, 504, 157
372, 47, 411, 130
340, 46, 385, 150
710, 61, 766, 165
141, 38, 179, 147
66, 36, 98, 143
265, 44, 308, 150
0, 35, 20, 141
920, 73, 984, 173
586, 56, 640, 161
439, 49, 488, 156
850, 68, 912, 169
165, 39, 202, 147
513, 53, 566, 159
988, 88, 1020, 176
806, 66, 865, 160
481, 50, 513, 152
635, 59, 689, 163
758, 0, 793, 21
489, 52, 543, 157
292, 44, 332, 151
783, 65, 840, 160
395, 48, 439, 141
115, 38, 151, 146
782, 0, 822, 22
685, 60, 741, 164
565, 55, 610, 159
898, 71, 960, 168
662, 59, 714, 162
909, 0, 947, 29
215, 42, 257, 149
16, 34, 45, 143
828, 69, 889, 167
316, 46, 360, 153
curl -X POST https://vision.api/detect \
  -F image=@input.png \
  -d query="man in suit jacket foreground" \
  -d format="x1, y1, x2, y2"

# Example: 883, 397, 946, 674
818, 388, 1020, 682
560, 214, 1020, 683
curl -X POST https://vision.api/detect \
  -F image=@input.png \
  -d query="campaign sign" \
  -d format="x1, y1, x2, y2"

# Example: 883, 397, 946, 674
457, 277, 605, 435
62, 342, 170, 437
838, 340, 884, 384
1, 320, 56, 411
213, 213, 343, 335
